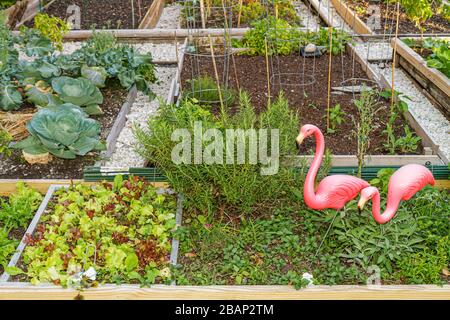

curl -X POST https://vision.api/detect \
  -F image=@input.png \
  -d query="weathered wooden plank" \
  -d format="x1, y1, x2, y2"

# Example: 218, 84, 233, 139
0, 284, 449, 300
329, 0, 373, 35
139, 0, 165, 29
0, 180, 168, 195
99, 86, 138, 165
400, 56, 449, 116
4, 0, 29, 28
393, 38, 450, 97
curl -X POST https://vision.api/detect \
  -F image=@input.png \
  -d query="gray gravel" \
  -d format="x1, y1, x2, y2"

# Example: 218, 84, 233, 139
294, 1, 321, 31
157, 2, 182, 29
102, 66, 177, 168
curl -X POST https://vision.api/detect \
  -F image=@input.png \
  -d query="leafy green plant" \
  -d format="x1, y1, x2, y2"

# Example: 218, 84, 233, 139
0, 229, 17, 270
0, 128, 12, 157
51, 76, 104, 115
324, 103, 345, 133
33, 13, 69, 51
12, 104, 105, 159
394, 126, 422, 153
0, 0, 17, 10
369, 168, 395, 195
0, 84, 22, 111
397, 237, 448, 285
22, 177, 177, 287
234, 17, 350, 56
235, 16, 301, 56
0, 182, 42, 230
422, 38, 450, 77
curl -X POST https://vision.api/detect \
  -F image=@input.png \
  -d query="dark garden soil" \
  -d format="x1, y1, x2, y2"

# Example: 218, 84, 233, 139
27, 0, 154, 29
0, 81, 128, 179
180, 50, 423, 155
345, 0, 449, 34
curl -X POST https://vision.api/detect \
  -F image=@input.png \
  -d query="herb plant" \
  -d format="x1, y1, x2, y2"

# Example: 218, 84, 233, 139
136, 92, 303, 215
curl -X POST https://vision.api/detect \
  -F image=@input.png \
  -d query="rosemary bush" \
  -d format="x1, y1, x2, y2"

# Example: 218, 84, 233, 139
135, 92, 307, 216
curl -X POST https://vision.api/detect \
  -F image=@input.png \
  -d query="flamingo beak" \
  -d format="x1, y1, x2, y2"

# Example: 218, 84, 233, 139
296, 133, 305, 149
357, 198, 367, 213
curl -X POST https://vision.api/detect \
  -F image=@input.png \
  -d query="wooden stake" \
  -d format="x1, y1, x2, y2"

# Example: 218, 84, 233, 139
326, 27, 333, 130
200, 0, 207, 29
209, 35, 225, 114
391, 1, 401, 109
237, 0, 243, 27
265, 38, 271, 106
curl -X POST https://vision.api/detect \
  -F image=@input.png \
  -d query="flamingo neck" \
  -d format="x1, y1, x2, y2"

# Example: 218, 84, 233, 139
304, 129, 325, 207
371, 190, 400, 224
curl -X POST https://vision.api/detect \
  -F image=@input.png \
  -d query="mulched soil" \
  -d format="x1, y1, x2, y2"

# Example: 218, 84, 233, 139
344, 0, 449, 34
180, 50, 423, 155
28, 0, 153, 29
0, 81, 128, 179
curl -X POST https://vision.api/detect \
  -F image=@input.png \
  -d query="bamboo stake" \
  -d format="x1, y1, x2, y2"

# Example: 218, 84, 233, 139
209, 35, 225, 114
200, 0, 207, 29
390, 1, 401, 109
237, 0, 243, 27
326, 27, 333, 130
264, 38, 271, 106
131, 0, 135, 29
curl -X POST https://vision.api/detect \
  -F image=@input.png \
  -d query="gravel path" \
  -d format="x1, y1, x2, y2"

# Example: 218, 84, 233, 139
103, 66, 177, 168
371, 62, 450, 161
295, 1, 321, 31
354, 41, 393, 61
156, 2, 182, 29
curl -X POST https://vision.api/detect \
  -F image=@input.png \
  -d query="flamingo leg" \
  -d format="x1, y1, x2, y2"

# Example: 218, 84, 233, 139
314, 210, 340, 258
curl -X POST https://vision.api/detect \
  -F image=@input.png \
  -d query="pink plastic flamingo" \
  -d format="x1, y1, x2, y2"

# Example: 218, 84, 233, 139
296, 124, 370, 210
357, 164, 435, 224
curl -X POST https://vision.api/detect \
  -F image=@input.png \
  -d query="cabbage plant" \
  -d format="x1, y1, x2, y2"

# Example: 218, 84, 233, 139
51, 76, 103, 115
12, 104, 106, 159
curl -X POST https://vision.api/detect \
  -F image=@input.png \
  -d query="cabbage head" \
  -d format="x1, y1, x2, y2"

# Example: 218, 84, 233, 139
11, 104, 106, 159
51, 76, 103, 115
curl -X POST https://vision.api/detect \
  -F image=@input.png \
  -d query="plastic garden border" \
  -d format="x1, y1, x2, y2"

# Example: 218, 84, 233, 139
0, 184, 184, 284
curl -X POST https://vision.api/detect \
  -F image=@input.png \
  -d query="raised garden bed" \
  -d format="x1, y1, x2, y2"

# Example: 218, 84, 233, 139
330, 0, 450, 35
21, 0, 165, 30
1, 178, 183, 287
0, 82, 130, 179
0, 28, 158, 180
392, 37, 449, 118
177, 0, 303, 29
176, 45, 437, 161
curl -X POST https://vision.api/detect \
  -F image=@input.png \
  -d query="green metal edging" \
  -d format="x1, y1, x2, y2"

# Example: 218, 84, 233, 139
84, 165, 450, 182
